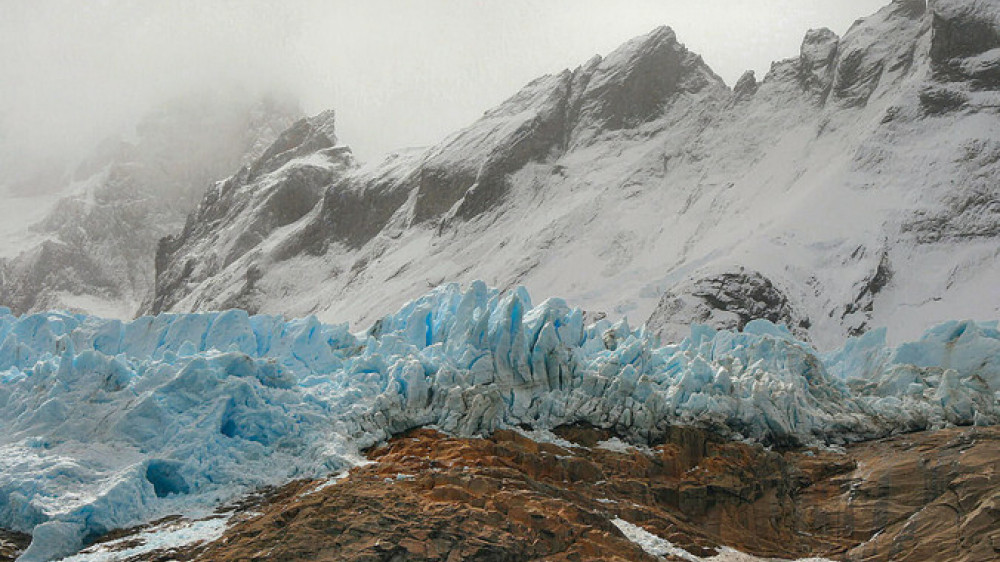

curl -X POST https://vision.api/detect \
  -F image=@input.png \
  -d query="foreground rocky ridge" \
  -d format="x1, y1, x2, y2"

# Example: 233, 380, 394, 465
152, 0, 1000, 348
55, 424, 1000, 561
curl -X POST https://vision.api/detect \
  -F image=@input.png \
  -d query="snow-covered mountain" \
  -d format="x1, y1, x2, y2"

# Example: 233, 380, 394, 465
153, 0, 999, 350
0, 93, 300, 318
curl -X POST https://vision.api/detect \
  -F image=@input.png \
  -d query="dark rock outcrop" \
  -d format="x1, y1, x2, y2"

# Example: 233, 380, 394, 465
151, 112, 353, 313
929, 0, 1000, 88
647, 270, 809, 343
930, 0, 1000, 64
798, 28, 841, 96
841, 249, 893, 336
0, 529, 29, 562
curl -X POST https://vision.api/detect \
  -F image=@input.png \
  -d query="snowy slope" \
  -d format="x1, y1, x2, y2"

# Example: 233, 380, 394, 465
152, 0, 1000, 350
0, 93, 300, 318
2, 282, 999, 560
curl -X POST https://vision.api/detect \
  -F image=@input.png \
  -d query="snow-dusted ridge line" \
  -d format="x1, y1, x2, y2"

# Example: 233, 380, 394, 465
1, 281, 998, 560
151, 0, 1000, 350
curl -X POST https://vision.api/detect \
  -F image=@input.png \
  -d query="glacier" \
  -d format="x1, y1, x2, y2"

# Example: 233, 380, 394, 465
0, 282, 998, 560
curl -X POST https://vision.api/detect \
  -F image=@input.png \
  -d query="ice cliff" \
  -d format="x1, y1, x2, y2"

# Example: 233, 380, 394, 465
1, 282, 998, 560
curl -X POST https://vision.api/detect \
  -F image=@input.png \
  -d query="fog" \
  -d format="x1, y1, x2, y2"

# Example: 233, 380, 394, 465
1, 0, 886, 180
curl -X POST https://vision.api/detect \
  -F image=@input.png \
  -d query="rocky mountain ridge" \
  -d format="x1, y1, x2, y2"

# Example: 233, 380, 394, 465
150, 0, 1000, 350
151, 25, 726, 316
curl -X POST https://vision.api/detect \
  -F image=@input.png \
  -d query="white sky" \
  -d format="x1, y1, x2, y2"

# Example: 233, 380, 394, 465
1, 0, 888, 167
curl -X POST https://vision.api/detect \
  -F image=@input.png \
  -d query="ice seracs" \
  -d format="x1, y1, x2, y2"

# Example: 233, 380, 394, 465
1, 282, 998, 559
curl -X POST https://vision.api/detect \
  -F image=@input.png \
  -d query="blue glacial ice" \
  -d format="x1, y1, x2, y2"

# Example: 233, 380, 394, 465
0, 282, 998, 560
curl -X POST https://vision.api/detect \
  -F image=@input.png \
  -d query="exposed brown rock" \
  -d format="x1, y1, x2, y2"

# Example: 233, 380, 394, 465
805, 428, 1000, 561
0, 529, 30, 562
189, 427, 668, 561
56, 425, 1000, 561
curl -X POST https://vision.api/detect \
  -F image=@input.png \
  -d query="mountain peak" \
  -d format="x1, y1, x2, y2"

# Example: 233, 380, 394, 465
149, 0, 1000, 349
308, 109, 338, 145
594, 25, 685, 76
569, 24, 726, 139
644, 24, 678, 44
247, 110, 342, 180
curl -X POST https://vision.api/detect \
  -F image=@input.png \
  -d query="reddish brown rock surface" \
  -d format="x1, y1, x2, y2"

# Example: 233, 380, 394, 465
0, 529, 30, 562
27, 425, 1000, 561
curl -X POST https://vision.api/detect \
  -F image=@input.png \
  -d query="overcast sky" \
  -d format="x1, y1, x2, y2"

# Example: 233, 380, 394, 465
1, 0, 888, 167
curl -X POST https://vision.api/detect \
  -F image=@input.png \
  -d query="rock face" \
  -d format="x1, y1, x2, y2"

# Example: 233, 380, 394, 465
569, 26, 724, 139
647, 270, 811, 343
70, 425, 1000, 561
929, 0, 1000, 67
192, 428, 669, 561
0, 93, 300, 318
147, 0, 1000, 349
797, 427, 1000, 561
0, 529, 29, 562
151, 111, 353, 314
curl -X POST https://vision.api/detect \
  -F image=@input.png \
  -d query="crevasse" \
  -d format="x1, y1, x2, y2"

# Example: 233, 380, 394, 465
1, 281, 998, 560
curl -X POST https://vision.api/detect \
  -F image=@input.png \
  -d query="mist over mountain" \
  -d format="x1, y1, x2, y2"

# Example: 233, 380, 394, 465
0, 0, 888, 171
0, 91, 300, 317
